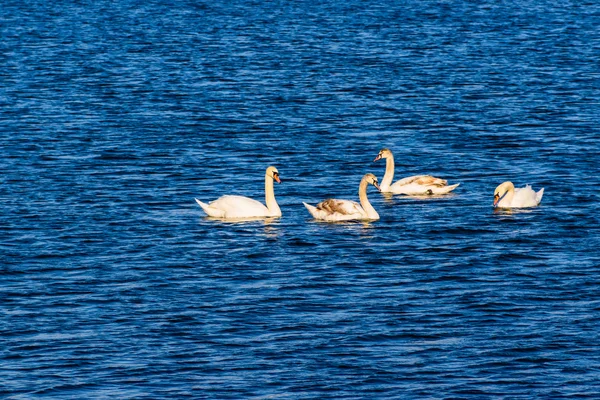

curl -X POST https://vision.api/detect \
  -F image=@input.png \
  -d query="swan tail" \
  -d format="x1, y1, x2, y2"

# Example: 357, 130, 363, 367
536, 188, 544, 205
432, 183, 460, 194
195, 198, 225, 218
442, 183, 460, 193
302, 202, 319, 218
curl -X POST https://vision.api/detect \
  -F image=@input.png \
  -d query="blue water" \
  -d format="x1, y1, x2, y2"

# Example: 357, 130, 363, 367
2, 0, 600, 398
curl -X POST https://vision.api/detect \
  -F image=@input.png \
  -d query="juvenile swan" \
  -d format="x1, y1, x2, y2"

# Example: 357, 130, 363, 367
374, 148, 459, 195
195, 166, 282, 219
493, 181, 544, 208
303, 173, 380, 221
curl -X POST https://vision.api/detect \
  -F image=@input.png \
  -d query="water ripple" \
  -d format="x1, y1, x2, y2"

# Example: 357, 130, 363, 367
2, 0, 600, 398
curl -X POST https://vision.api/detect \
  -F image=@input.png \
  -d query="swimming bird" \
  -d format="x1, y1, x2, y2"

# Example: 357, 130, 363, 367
374, 148, 459, 195
303, 173, 380, 221
493, 181, 544, 208
195, 166, 282, 219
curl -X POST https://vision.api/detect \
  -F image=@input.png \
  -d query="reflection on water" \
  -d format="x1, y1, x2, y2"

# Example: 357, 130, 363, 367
307, 218, 377, 239
493, 207, 537, 215
203, 216, 281, 224
262, 223, 282, 240
381, 192, 460, 203
201, 216, 283, 238
306, 218, 377, 226
381, 192, 396, 203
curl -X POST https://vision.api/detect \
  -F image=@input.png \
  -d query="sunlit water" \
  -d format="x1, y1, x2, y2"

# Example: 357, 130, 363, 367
2, 0, 600, 398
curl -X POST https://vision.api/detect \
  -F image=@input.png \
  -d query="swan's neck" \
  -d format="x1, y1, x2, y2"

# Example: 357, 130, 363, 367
502, 185, 515, 207
265, 175, 281, 217
359, 179, 379, 219
381, 155, 395, 190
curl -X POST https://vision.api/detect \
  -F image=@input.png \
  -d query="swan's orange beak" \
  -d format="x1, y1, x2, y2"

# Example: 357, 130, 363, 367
374, 181, 381, 191
374, 154, 382, 162
493, 193, 499, 207
273, 173, 281, 184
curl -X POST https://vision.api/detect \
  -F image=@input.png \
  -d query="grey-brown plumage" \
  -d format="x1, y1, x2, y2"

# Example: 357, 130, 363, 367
399, 175, 448, 187
375, 148, 459, 195
302, 173, 380, 221
316, 199, 362, 215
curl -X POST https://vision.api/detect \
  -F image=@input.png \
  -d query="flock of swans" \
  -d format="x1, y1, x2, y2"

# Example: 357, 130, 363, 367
195, 148, 544, 221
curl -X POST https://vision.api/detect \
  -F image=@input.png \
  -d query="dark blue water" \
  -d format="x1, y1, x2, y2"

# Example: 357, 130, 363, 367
2, 0, 600, 398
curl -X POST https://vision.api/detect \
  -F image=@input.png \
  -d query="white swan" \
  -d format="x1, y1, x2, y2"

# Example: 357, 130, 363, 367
195, 166, 282, 219
493, 181, 544, 208
374, 148, 459, 195
303, 173, 380, 221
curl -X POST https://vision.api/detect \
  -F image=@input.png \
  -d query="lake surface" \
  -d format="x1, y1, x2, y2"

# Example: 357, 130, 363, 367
2, 0, 600, 398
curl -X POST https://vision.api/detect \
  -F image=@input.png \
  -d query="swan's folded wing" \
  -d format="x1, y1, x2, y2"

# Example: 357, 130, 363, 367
395, 175, 448, 187
316, 199, 362, 215
210, 195, 269, 217
513, 186, 540, 207
196, 198, 226, 217
536, 188, 544, 204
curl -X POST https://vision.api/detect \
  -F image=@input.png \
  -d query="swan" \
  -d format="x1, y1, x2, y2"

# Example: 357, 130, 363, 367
493, 181, 544, 208
374, 148, 459, 195
195, 166, 282, 219
303, 173, 381, 221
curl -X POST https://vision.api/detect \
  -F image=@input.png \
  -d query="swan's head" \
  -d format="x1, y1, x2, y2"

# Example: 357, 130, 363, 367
374, 148, 392, 162
364, 173, 381, 191
493, 181, 513, 207
266, 166, 281, 183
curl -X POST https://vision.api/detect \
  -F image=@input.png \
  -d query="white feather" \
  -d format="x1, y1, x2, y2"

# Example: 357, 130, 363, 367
196, 166, 282, 219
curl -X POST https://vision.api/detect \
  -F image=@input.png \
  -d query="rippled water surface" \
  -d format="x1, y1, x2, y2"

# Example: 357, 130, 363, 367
2, 0, 600, 398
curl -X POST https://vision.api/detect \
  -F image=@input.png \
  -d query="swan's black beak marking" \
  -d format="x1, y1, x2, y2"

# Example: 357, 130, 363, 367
493, 192, 503, 207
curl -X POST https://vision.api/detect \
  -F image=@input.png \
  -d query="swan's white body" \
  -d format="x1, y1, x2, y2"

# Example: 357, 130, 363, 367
374, 148, 459, 195
303, 173, 380, 221
493, 181, 544, 208
196, 166, 282, 219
